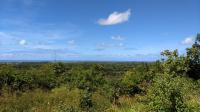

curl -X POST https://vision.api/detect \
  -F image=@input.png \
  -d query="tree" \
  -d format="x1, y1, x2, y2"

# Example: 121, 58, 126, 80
186, 34, 200, 79
53, 62, 66, 76
160, 34, 200, 79
161, 49, 188, 76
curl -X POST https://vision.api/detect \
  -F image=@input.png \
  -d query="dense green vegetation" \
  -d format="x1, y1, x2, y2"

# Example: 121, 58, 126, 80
0, 34, 199, 112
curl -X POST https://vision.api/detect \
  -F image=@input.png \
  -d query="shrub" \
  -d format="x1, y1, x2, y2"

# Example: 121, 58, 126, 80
147, 73, 193, 112
80, 91, 93, 111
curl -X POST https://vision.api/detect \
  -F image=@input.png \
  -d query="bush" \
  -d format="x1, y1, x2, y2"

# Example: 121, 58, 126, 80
80, 91, 93, 111
147, 73, 193, 112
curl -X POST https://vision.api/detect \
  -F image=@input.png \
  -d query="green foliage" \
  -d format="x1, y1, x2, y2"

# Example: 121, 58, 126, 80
80, 91, 93, 111
120, 64, 149, 97
53, 62, 66, 76
161, 34, 200, 79
144, 34, 200, 112
186, 34, 200, 79
147, 73, 193, 112
161, 49, 188, 76
0, 34, 200, 112
91, 90, 112, 111
73, 67, 105, 92
122, 69, 144, 86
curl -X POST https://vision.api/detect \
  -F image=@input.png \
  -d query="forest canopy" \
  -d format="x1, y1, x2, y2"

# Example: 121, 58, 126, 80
0, 34, 199, 112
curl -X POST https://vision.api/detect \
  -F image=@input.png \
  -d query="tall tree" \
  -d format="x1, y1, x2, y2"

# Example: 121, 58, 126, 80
186, 34, 200, 79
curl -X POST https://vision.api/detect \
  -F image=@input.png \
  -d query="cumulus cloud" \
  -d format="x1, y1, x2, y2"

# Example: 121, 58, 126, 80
111, 36, 125, 41
181, 36, 194, 45
97, 9, 131, 25
19, 39, 27, 45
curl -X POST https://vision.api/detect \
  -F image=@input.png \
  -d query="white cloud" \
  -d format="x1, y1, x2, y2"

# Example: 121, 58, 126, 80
0, 32, 13, 39
181, 36, 194, 45
67, 40, 77, 50
119, 43, 124, 47
0, 53, 14, 58
32, 45, 53, 50
67, 40, 75, 44
97, 9, 131, 25
111, 36, 125, 41
95, 42, 128, 51
19, 39, 27, 45
31, 44, 71, 51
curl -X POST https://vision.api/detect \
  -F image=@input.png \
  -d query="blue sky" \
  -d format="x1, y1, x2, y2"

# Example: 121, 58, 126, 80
0, 0, 199, 61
